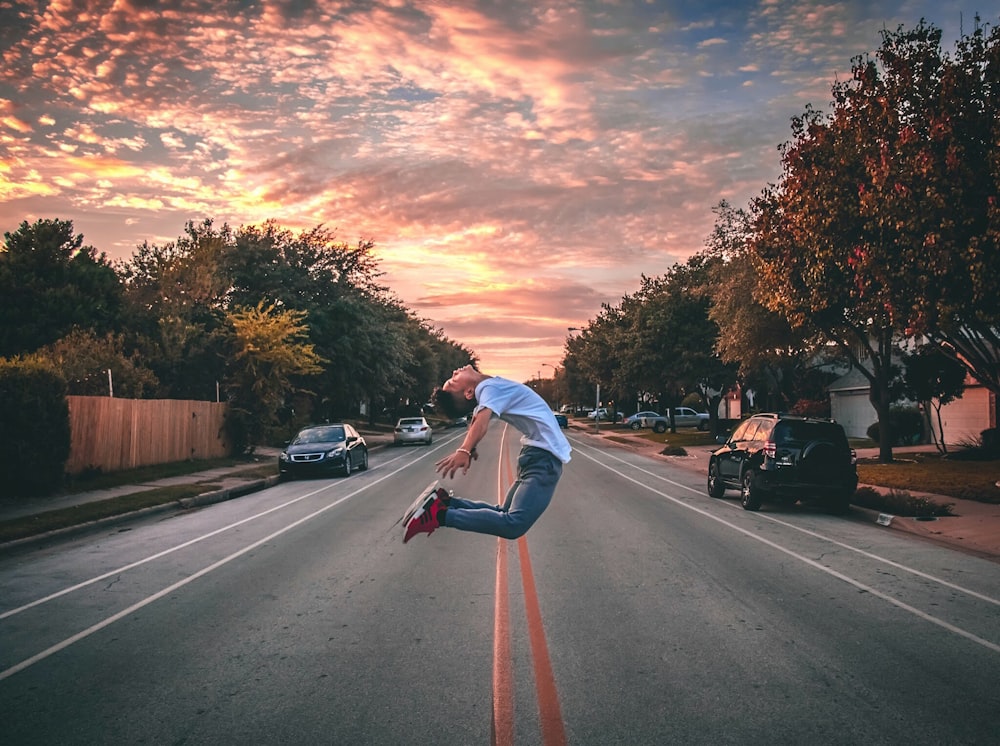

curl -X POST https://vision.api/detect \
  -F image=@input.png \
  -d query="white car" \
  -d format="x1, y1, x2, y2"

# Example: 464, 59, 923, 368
623, 411, 662, 430
394, 416, 433, 445
587, 408, 624, 421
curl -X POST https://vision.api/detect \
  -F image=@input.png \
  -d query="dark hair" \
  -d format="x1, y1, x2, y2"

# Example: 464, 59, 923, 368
432, 386, 476, 419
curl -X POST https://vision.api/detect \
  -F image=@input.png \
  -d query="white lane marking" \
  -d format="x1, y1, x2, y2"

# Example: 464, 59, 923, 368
570, 440, 1000, 654
569, 436, 1000, 607
0, 436, 469, 681
1, 435, 463, 621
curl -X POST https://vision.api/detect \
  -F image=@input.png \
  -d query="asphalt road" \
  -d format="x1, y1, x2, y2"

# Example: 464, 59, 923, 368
1, 425, 998, 745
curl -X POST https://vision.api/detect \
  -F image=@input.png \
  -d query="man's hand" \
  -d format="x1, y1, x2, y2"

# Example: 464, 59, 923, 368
435, 447, 478, 479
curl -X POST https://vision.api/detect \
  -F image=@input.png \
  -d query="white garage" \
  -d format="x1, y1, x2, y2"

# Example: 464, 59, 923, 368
828, 368, 996, 445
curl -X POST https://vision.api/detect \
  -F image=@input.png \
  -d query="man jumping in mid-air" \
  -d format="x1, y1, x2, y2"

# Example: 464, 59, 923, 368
403, 365, 571, 543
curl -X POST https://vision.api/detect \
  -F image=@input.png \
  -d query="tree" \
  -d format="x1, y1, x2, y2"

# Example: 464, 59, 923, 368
564, 255, 736, 432
224, 302, 326, 451
882, 20, 1000, 410
901, 344, 967, 454
705, 201, 831, 412
0, 219, 122, 357
119, 220, 231, 400
745, 21, 998, 462
34, 329, 159, 398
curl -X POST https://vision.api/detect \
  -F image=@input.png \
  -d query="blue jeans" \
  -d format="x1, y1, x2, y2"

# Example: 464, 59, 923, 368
443, 446, 563, 539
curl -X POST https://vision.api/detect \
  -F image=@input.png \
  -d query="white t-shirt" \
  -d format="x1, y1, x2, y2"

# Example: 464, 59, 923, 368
474, 377, 572, 463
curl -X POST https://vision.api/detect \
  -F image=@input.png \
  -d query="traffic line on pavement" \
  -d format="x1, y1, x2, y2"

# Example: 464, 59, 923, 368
492, 428, 515, 746
570, 440, 1000, 655
569, 435, 1000, 608
0, 436, 466, 680
491, 425, 567, 746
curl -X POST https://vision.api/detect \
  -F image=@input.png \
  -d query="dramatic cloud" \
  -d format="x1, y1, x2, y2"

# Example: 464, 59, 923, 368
0, 0, 980, 380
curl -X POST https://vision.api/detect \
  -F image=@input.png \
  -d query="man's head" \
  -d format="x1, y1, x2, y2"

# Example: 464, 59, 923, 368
432, 364, 484, 418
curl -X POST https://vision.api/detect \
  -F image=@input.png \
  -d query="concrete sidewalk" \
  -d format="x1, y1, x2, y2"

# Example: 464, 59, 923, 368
574, 424, 1000, 562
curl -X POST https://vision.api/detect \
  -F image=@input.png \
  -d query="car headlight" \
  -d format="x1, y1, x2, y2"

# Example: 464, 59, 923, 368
279, 452, 289, 462
326, 447, 345, 458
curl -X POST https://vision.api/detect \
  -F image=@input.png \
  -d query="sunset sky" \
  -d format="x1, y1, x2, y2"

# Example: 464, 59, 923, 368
0, 0, 986, 382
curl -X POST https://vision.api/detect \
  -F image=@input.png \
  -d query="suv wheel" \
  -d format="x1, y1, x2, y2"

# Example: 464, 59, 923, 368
707, 462, 725, 498
740, 468, 763, 511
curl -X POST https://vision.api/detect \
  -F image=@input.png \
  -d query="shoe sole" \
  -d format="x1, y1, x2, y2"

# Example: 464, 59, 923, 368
400, 480, 440, 527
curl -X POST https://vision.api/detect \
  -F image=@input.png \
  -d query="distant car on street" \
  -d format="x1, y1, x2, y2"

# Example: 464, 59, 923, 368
278, 423, 368, 480
553, 412, 568, 428
394, 416, 433, 446
588, 408, 624, 422
623, 411, 662, 430
641, 407, 710, 433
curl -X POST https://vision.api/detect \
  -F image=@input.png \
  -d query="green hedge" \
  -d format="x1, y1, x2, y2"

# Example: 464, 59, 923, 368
0, 358, 70, 497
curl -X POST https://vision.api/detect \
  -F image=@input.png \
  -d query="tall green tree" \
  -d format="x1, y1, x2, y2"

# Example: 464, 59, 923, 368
224, 302, 326, 450
0, 219, 122, 357
34, 329, 159, 398
119, 220, 231, 400
565, 255, 735, 431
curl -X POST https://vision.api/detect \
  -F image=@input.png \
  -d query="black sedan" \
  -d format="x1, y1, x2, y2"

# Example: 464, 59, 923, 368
278, 423, 369, 480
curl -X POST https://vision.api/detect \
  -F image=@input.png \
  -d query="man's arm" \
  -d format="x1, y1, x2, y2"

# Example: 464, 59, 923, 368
435, 407, 493, 479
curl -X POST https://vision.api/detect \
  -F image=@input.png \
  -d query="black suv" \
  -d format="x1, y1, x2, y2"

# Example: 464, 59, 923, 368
707, 414, 857, 513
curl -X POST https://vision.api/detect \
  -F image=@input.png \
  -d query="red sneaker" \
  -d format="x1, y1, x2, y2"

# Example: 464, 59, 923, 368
403, 493, 447, 543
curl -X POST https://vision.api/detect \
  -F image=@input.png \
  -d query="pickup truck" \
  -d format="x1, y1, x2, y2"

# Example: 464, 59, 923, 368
640, 407, 710, 433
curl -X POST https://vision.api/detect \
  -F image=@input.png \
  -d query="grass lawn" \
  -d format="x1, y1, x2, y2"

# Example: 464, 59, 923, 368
856, 453, 1000, 504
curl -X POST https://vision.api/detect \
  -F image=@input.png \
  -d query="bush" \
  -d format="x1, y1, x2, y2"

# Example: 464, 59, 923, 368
660, 445, 688, 456
852, 486, 954, 517
789, 398, 830, 418
866, 406, 923, 446
0, 358, 70, 497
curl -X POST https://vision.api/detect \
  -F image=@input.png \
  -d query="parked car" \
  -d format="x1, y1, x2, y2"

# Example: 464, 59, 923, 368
623, 411, 662, 430
641, 407, 710, 433
553, 412, 568, 428
587, 408, 624, 421
707, 413, 858, 513
394, 416, 433, 445
278, 423, 368, 480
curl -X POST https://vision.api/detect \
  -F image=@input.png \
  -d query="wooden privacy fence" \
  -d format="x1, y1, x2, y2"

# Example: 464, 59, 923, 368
66, 396, 231, 474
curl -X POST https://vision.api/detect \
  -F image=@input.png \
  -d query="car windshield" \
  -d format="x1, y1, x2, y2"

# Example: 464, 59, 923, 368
399, 418, 424, 426
294, 426, 345, 444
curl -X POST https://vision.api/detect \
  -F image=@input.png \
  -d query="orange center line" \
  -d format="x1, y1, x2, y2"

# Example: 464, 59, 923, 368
492, 425, 566, 746
517, 536, 567, 746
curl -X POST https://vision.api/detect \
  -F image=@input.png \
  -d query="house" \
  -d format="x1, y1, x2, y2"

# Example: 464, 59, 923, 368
828, 367, 996, 445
